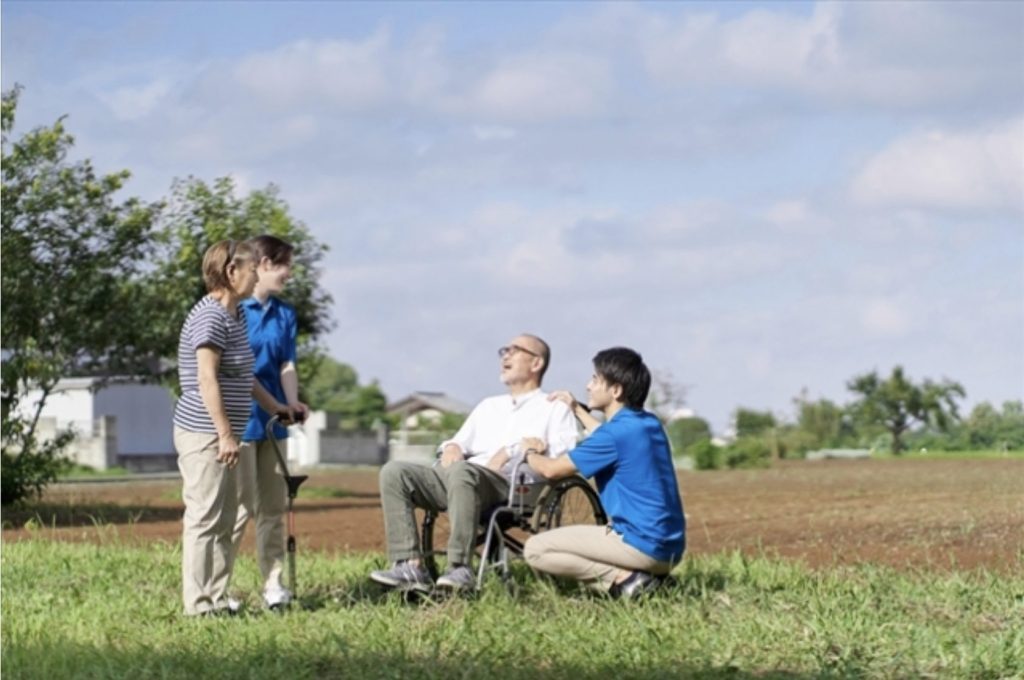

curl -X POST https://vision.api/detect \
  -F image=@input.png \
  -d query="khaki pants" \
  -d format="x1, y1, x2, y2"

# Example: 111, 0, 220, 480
524, 525, 675, 591
175, 427, 239, 616
378, 460, 509, 566
231, 440, 287, 593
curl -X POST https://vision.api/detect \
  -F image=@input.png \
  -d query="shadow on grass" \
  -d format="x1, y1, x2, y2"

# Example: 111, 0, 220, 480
1, 500, 384, 530
1, 641, 824, 680
2, 502, 183, 529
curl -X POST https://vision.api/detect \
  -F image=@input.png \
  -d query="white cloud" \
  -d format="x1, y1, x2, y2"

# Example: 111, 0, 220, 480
472, 125, 517, 142
470, 51, 611, 121
98, 78, 172, 121
637, 2, 1022, 110
229, 33, 393, 110
860, 299, 911, 338
850, 119, 1024, 213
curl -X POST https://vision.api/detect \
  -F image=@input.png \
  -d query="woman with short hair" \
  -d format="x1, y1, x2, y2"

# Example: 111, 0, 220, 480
173, 239, 295, 617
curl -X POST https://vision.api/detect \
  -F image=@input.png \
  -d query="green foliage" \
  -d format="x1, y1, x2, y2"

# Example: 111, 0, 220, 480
690, 438, 721, 470
305, 356, 388, 430
4, 539, 1020, 678
848, 366, 965, 454
666, 416, 711, 457
734, 408, 776, 438
721, 436, 772, 469
148, 175, 333, 387
1, 87, 162, 504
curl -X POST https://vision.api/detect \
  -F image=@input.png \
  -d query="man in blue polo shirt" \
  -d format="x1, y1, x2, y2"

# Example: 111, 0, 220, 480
521, 346, 685, 598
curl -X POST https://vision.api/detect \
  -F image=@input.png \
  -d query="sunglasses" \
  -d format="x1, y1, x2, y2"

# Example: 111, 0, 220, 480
498, 344, 541, 359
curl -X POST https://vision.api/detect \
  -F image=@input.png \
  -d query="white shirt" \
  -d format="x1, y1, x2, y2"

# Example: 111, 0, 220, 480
441, 389, 579, 483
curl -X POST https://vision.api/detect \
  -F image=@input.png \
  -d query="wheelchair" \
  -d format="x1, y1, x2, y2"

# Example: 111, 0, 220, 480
419, 457, 607, 588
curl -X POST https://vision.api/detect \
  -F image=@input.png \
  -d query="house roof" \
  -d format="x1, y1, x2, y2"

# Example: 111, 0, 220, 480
387, 391, 471, 417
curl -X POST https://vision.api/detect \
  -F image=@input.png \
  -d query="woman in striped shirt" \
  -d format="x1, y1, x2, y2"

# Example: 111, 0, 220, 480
173, 239, 295, 617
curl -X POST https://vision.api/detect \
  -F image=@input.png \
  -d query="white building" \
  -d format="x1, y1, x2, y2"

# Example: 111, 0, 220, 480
17, 377, 176, 471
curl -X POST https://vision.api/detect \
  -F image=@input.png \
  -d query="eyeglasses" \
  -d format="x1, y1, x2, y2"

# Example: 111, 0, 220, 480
498, 344, 541, 359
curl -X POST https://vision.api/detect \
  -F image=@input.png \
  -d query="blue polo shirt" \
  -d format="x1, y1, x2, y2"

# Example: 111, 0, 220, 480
569, 408, 686, 563
242, 296, 298, 442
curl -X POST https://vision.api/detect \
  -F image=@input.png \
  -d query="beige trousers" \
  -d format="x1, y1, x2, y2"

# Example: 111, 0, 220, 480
231, 439, 287, 593
175, 427, 239, 616
524, 525, 674, 591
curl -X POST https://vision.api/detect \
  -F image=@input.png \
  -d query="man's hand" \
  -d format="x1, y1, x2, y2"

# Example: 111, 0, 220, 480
486, 447, 510, 473
520, 437, 547, 456
439, 444, 464, 468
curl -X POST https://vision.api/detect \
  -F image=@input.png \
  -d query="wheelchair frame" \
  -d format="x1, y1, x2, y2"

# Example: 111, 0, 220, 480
420, 457, 607, 589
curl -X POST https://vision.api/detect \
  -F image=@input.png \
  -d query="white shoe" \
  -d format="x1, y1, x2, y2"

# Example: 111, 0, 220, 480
263, 587, 292, 609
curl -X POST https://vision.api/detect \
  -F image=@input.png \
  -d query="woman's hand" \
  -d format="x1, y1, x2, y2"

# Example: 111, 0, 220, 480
217, 433, 241, 467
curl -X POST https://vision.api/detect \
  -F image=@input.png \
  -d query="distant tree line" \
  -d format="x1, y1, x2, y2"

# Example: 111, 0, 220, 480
666, 367, 1022, 470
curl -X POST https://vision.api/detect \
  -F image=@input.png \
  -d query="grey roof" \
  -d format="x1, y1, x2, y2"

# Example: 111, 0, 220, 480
387, 391, 472, 416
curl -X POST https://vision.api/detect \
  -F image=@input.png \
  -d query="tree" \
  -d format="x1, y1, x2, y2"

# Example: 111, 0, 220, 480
847, 366, 965, 454
666, 416, 712, 457
792, 391, 854, 451
734, 408, 776, 438
303, 356, 389, 430
1, 87, 163, 503
645, 370, 688, 423
146, 176, 333, 388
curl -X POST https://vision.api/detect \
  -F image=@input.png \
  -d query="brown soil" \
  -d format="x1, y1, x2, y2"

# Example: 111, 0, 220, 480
3, 458, 1021, 571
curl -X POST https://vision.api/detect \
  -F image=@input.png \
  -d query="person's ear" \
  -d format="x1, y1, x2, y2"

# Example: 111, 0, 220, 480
610, 383, 624, 402
531, 356, 545, 375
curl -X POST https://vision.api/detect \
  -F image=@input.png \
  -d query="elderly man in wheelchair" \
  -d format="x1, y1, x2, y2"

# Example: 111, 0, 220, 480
370, 333, 602, 593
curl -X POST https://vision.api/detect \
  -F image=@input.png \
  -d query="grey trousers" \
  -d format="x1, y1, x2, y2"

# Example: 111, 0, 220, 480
378, 460, 509, 565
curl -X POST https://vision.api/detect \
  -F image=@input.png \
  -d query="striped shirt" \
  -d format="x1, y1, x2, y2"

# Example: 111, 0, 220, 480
173, 295, 256, 435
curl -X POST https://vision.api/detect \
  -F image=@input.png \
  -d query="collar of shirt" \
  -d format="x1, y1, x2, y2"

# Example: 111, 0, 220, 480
509, 388, 543, 410
242, 296, 275, 312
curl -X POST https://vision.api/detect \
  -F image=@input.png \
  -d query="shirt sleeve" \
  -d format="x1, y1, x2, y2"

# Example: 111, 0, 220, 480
568, 427, 618, 479
190, 305, 228, 352
545, 401, 579, 458
282, 302, 298, 364
440, 404, 480, 454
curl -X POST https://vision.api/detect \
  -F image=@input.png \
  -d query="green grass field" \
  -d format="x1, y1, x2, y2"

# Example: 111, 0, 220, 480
3, 537, 1021, 679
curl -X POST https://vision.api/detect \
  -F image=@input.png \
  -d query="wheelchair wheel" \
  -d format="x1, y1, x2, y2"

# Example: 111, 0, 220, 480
531, 476, 606, 532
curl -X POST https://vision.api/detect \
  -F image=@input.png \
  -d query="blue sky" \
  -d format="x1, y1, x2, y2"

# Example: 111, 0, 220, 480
3, 1, 1022, 433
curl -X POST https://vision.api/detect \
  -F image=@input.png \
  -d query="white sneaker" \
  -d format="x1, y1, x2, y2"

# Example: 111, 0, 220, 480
263, 587, 292, 609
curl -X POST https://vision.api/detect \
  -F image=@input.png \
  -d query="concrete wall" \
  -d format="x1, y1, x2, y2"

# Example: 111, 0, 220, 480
93, 384, 175, 455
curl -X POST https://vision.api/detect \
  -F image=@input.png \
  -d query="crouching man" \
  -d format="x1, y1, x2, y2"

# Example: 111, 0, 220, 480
522, 347, 685, 598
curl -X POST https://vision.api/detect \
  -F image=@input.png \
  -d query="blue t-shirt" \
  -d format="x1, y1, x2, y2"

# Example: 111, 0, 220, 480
569, 408, 686, 563
242, 296, 298, 441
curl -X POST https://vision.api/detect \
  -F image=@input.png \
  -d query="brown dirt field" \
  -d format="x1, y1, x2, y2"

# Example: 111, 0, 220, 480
3, 458, 1022, 571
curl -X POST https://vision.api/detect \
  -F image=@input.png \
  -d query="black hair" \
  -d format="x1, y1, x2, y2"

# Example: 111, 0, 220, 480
592, 347, 651, 409
250, 234, 294, 266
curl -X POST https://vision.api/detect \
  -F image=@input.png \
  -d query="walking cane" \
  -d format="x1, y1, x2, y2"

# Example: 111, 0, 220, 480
265, 413, 308, 604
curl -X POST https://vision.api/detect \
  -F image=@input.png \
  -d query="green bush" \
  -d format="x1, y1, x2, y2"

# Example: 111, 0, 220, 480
722, 436, 771, 469
0, 430, 74, 506
690, 438, 721, 470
